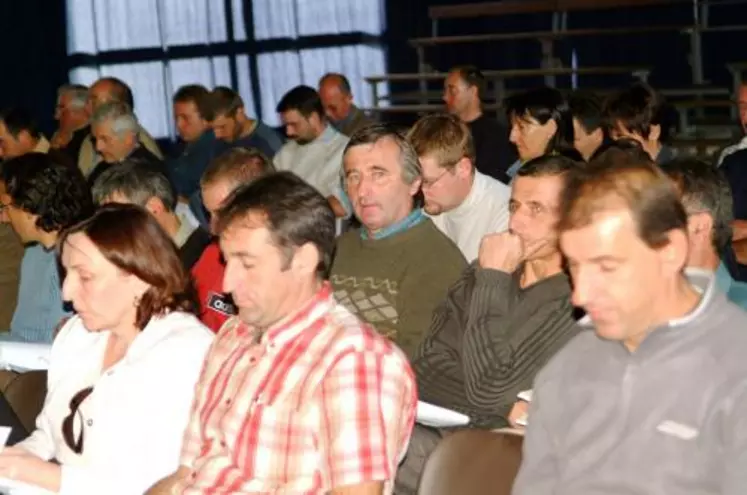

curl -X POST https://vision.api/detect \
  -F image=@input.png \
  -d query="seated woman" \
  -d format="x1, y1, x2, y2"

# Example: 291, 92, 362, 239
504, 87, 582, 179
0, 204, 214, 494
0, 152, 93, 342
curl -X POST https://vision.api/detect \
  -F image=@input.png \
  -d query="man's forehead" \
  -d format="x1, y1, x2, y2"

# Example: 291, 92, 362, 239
562, 209, 636, 250
344, 140, 400, 170
512, 174, 562, 201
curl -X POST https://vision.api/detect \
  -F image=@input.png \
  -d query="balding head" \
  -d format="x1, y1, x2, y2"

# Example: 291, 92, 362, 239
318, 73, 353, 124
87, 77, 134, 115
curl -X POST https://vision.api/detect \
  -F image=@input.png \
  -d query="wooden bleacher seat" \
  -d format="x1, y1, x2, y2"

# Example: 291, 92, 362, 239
417, 429, 524, 495
409, 24, 692, 48
428, 0, 690, 21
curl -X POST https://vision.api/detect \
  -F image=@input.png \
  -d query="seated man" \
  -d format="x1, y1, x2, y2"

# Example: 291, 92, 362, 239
149, 172, 417, 494
91, 162, 211, 271
443, 65, 516, 183
660, 157, 747, 308
274, 85, 350, 217
0, 153, 93, 342
407, 113, 511, 261
318, 72, 375, 137
210, 86, 283, 158
395, 155, 580, 494
193, 147, 277, 331
603, 81, 675, 164
78, 76, 163, 177
51, 84, 89, 161
168, 84, 221, 198
330, 124, 466, 358
87, 101, 167, 187
0, 107, 51, 159
568, 89, 607, 161
514, 150, 747, 495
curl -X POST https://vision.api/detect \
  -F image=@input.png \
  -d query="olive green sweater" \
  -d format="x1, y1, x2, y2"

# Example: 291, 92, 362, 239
330, 219, 466, 358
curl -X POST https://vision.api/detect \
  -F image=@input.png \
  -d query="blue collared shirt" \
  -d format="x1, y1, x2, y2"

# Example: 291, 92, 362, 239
360, 208, 426, 240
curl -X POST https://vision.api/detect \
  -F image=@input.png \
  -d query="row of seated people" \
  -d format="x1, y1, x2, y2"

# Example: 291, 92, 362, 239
0, 72, 378, 336
0, 74, 746, 493
1, 129, 746, 494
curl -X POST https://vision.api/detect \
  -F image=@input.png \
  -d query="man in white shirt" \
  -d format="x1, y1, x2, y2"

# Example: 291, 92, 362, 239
407, 113, 511, 261
274, 85, 349, 217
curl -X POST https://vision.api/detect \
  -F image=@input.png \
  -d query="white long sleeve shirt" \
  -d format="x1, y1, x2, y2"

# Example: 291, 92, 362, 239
18, 312, 213, 495
428, 171, 511, 261
273, 125, 348, 201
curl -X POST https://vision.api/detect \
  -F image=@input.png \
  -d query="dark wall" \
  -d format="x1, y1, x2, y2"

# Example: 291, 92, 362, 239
384, 0, 747, 90
0, 0, 68, 136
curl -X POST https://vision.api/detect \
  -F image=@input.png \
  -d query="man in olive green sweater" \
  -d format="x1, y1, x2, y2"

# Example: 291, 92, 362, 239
330, 124, 466, 358
393, 155, 581, 494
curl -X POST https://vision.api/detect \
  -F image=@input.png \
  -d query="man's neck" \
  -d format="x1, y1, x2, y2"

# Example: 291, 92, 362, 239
688, 247, 721, 273
646, 141, 663, 161
623, 276, 701, 352
161, 213, 182, 241
238, 119, 258, 140
520, 252, 564, 289
37, 230, 59, 250
460, 106, 483, 124
254, 279, 323, 334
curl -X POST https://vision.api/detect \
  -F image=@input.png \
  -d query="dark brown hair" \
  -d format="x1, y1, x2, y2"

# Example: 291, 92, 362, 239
560, 152, 687, 249
60, 203, 196, 329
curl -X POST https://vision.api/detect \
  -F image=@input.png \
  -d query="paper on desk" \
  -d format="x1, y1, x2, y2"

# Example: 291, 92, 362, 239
0, 342, 52, 372
0, 478, 55, 495
416, 401, 469, 428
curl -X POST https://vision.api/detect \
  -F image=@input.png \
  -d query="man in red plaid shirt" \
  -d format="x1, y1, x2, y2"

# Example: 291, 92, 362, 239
149, 171, 417, 495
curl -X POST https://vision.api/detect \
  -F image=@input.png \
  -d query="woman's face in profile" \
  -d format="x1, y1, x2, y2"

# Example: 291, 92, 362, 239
60, 233, 145, 333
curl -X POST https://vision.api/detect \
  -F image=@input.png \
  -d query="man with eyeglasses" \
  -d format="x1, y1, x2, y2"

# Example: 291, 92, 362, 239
329, 124, 466, 359
394, 154, 580, 494
408, 113, 511, 261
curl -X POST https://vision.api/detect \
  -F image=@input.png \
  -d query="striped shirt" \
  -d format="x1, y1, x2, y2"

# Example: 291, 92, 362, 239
177, 283, 417, 494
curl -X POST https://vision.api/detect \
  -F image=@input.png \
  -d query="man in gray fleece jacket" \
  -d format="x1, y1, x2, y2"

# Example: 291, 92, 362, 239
514, 153, 747, 494
394, 155, 581, 494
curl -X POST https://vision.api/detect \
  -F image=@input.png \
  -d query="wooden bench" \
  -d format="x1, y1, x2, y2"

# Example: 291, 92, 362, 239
366, 66, 650, 108
421, 0, 747, 88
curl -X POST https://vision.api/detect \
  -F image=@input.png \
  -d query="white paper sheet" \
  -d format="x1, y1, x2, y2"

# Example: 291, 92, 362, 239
416, 401, 470, 428
0, 342, 52, 372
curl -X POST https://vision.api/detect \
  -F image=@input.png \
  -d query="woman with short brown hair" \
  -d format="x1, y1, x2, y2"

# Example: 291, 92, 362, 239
0, 204, 213, 494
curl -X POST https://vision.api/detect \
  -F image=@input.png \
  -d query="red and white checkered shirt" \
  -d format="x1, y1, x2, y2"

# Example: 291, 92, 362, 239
177, 283, 417, 494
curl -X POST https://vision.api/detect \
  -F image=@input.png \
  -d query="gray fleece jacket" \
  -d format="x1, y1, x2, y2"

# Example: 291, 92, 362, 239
514, 270, 747, 495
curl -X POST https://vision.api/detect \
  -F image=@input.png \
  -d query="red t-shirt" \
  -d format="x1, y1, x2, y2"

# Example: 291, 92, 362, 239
191, 242, 235, 332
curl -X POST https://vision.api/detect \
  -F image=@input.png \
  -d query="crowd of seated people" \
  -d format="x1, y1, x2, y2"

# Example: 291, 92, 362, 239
0, 62, 745, 495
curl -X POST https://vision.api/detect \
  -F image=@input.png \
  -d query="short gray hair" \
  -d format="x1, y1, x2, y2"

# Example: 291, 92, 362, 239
342, 123, 422, 186
57, 84, 88, 110
91, 161, 176, 211
91, 101, 139, 137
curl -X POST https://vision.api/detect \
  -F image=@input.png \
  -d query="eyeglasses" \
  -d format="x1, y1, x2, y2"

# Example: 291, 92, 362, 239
421, 169, 450, 189
61, 386, 94, 454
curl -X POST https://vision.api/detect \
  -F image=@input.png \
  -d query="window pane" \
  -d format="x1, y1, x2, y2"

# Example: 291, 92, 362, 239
212, 57, 233, 88
252, 0, 297, 41
232, 0, 247, 41
161, 0, 227, 46
69, 67, 102, 86
236, 55, 258, 118
296, 0, 385, 36
92, 0, 162, 50
99, 62, 170, 139
256, 51, 302, 126
66, 0, 97, 55
299, 45, 386, 109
